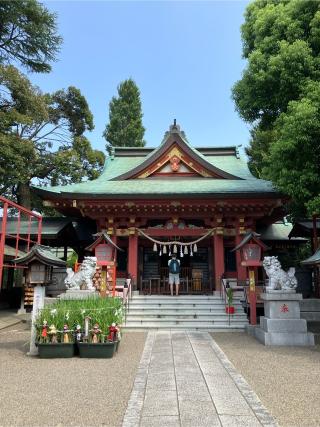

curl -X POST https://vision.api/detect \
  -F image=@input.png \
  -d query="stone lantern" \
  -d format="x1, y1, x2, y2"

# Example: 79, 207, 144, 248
14, 245, 66, 355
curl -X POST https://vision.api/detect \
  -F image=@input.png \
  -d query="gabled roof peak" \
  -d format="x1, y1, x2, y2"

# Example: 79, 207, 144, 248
162, 119, 188, 144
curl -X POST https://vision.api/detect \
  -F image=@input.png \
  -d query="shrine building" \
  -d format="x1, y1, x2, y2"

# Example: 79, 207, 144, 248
33, 122, 285, 294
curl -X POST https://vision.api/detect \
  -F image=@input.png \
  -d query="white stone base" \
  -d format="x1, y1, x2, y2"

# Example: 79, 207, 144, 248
58, 289, 99, 300
255, 327, 315, 346
252, 291, 315, 346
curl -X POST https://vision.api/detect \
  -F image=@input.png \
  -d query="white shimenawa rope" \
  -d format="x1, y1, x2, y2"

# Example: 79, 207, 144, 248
136, 228, 214, 247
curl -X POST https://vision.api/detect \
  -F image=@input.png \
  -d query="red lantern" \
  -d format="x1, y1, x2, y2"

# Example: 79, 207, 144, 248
241, 243, 262, 267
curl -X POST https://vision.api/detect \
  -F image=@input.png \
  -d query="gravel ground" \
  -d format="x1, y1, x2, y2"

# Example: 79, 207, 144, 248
212, 332, 320, 427
0, 324, 146, 427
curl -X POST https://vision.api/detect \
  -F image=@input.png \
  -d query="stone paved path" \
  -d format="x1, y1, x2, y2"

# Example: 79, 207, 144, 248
123, 330, 277, 427
0, 310, 22, 330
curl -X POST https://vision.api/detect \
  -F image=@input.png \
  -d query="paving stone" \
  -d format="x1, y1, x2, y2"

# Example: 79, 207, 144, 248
123, 330, 275, 427
147, 372, 176, 391
179, 400, 220, 426
142, 389, 179, 417
140, 415, 181, 427
177, 382, 212, 402
208, 383, 254, 416
219, 414, 262, 426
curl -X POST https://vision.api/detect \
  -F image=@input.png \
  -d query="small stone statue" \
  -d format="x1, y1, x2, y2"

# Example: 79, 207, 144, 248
48, 325, 58, 344
91, 323, 101, 343
41, 320, 49, 343
263, 256, 298, 291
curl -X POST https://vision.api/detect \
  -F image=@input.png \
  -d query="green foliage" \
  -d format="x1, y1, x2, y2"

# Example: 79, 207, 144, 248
232, 0, 320, 217
226, 287, 233, 306
35, 297, 124, 342
103, 78, 145, 153
0, 65, 105, 209
0, 0, 62, 73
66, 251, 78, 269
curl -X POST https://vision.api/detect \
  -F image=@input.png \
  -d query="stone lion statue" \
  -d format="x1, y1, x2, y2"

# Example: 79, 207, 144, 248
262, 256, 297, 291
65, 257, 97, 290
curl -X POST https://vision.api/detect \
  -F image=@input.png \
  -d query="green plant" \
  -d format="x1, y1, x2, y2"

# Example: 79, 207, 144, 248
35, 297, 124, 342
226, 288, 233, 306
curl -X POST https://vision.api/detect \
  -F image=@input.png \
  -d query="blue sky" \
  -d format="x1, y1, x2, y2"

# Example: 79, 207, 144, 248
30, 1, 250, 154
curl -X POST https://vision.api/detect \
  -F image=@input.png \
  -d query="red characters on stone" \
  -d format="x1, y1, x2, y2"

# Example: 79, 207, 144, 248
281, 304, 289, 313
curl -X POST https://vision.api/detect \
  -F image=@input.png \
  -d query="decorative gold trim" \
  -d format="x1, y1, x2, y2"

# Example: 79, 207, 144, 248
137, 146, 215, 178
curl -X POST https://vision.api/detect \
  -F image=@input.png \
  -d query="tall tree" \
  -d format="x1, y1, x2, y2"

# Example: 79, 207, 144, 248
232, 0, 320, 217
0, 65, 105, 209
103, 78, 145, 152
0, 0, 62, 73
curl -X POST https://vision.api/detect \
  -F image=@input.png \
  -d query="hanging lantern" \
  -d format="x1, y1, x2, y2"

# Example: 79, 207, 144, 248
173, 244, 177, 254
159, 246, 162, 256
190, 247, 193, 257
153, 242, 157, 252
169, 245, 171, 256
163, 245, 167, 255
184, 246, 188, 255
193, 243, 198, 253
180, 245, 183, 258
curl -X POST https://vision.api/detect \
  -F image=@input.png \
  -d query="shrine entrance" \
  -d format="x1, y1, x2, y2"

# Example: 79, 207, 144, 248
139, 240, 213, 295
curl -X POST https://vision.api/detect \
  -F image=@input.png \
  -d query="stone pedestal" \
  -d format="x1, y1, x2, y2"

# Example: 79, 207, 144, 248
58, 289, 99, 300
254, 290, 314, 346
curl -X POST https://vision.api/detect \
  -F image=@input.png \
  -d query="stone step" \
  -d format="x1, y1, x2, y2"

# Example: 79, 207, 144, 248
129, 300, 241, 307
131, 296, 241, 301
128, 307, 244, 316
124, 323, 248, 330
126, 312, 247, 320
126, 316, 248, 326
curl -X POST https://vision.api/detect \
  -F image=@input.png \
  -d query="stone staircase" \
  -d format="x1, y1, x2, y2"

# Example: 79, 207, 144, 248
124, 294, 249, 331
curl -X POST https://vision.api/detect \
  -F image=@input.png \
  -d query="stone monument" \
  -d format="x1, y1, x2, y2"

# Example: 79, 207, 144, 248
253, 256, 314, 346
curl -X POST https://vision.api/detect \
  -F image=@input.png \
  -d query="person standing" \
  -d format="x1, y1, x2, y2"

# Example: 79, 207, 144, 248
168, 254, 180, 296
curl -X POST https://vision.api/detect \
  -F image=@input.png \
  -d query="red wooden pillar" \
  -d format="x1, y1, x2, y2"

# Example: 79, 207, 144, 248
128, 234, 138, 287
213, 233, 224, 291
235, 233, 247, 282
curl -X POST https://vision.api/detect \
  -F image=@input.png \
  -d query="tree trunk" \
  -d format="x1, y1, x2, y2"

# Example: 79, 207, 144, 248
17, 182, 32, 210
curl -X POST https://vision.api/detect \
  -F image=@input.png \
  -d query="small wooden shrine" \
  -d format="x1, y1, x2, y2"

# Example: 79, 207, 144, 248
86, 232, 123, 296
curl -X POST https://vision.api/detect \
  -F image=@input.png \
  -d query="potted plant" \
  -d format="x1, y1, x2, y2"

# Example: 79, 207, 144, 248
75, 297, 124, 358
225, 287, 235, 314
36, 310, 75, 358
35, 296, 124, 358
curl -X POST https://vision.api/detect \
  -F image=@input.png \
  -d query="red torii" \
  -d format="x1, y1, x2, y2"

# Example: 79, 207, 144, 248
0, 196, 42, 288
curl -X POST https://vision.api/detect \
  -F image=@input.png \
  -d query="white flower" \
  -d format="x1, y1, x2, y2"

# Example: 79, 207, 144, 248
81, 309, 86, 315
50, 309, 57, 316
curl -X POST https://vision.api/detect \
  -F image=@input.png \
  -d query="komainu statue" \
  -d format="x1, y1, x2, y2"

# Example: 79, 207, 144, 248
65, 257, 97, 290
262, 256, 298, 291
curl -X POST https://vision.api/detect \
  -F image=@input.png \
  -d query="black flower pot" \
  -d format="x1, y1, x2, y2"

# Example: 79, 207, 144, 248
78, 342, 116, 358
38, 343, 75, 358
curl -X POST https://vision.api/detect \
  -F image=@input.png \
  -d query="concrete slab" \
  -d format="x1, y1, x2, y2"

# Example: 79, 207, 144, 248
142, 390, 179, 417
220, 414, 262, 427
140, 416, 180, 427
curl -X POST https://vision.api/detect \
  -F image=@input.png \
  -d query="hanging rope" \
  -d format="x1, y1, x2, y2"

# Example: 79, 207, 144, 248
136, 228, 214, 247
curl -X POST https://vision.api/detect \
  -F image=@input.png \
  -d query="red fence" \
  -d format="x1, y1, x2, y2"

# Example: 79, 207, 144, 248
0, 196, 42, 288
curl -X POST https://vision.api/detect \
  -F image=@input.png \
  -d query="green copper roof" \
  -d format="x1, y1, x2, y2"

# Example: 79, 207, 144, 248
34, 177, 278, 198
32, 123, 280, 199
